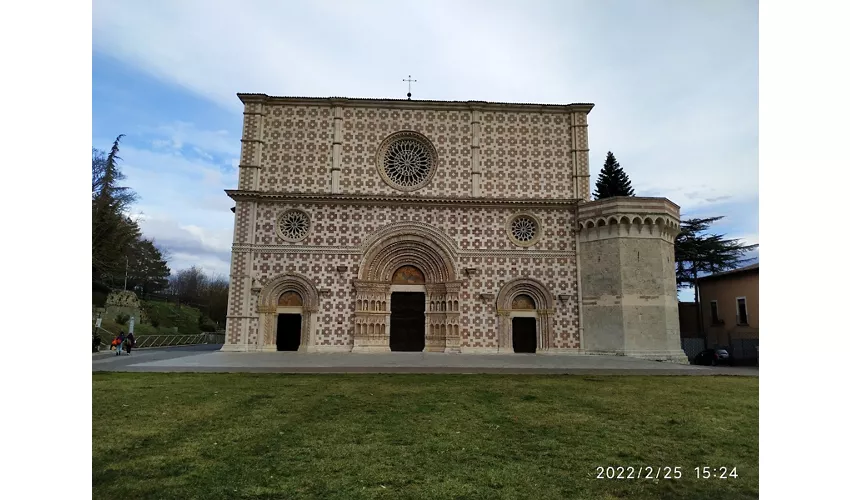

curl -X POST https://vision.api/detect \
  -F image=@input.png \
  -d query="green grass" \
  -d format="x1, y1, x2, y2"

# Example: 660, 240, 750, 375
142, 300, 203, 335
97, 301, 205, 339
92, 374, 758, 500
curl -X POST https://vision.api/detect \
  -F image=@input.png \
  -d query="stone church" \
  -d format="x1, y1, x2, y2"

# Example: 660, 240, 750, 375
222, 93, 687, 363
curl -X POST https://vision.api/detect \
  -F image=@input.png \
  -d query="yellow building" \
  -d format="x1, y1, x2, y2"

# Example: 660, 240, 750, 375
698, 263, 759, 360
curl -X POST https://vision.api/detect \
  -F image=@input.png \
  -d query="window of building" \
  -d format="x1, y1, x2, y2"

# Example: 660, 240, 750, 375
377, 131, 437, 191
736, 297, 748, 325
710, 300, 720, 325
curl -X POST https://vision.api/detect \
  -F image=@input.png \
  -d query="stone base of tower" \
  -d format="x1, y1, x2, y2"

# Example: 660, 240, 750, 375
577, 197, 689, 364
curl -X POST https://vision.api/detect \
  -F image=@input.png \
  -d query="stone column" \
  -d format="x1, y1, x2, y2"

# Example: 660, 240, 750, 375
331, 105, 343, 193
571, 111, 591, 201
577, 197, 688, 363
471, 109, 482, 197
537, 310, 553, 351
496, 310, 512, 353
257, 305, 277, 352
222, 96, 265, 352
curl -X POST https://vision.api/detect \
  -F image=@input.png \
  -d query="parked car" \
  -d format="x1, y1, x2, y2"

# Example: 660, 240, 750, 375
693, 348, 730, 366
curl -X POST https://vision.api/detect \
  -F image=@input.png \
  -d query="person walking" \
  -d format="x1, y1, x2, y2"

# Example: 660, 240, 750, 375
115, 331, 125, 356
125, 332, 136, 355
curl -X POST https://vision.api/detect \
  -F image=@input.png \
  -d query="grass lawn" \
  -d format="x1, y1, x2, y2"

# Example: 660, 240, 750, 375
92, 373, 757, 499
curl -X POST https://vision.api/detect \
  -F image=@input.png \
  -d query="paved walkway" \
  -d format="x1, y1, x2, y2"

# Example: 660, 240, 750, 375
93, 345, 758, 376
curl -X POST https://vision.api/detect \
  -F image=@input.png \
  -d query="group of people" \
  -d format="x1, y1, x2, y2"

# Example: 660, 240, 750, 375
110, 331, 136, 355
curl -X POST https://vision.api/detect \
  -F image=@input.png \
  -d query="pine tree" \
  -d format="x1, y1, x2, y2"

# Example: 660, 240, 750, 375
92, 135, 139, 283
126, 239, 172, 295
674, 216, 758, 336
592, 151, 635, 199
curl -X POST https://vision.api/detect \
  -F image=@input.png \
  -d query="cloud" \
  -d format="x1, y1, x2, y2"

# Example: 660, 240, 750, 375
113, 140, 237, 278
145, 121, 240, 158
93, 0, 758, 275
133, 214, 233, 278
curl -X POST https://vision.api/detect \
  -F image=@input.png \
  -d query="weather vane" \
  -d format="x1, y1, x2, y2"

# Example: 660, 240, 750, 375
403, 75, 417, 100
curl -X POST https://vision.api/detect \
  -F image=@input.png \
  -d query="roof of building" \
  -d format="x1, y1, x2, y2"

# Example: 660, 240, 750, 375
698, 263, 759, 281
236, 93, 595, 113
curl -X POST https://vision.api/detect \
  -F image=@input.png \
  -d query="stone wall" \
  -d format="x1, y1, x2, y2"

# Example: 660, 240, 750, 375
577, 197, 687, 363
239, 96, 592, 201
225, 201, 580, 351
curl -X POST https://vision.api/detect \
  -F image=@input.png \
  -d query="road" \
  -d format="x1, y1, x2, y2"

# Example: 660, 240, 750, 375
93, 344, 758, 376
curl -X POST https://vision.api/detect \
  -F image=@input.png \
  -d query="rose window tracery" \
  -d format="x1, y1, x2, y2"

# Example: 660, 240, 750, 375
376, 132, 437, 191
506, 213, 542, 246
277, 209, 311, 242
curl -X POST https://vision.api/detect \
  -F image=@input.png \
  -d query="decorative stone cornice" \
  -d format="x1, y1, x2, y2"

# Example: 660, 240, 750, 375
232, 243, 576, 258
225, 190, 582, 209
237, 93, 595, 115
577, 196, 680, 221
576, 197, 681, 244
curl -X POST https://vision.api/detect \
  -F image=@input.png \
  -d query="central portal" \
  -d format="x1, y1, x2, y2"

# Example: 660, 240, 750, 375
276, 314, 302, 351
512, 317, 537, 353
390, 292, 425, 352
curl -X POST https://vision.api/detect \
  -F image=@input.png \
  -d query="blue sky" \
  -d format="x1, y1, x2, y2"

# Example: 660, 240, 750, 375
92, 0, 758, 299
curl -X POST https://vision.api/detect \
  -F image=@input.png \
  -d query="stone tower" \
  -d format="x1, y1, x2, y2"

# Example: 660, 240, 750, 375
576, 197, 687, 363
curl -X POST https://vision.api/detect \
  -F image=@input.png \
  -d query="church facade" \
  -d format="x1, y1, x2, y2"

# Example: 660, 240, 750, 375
222, 93, 687, 362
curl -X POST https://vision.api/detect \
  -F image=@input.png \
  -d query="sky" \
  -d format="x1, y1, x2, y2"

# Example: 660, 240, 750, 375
91, 0, 759, 300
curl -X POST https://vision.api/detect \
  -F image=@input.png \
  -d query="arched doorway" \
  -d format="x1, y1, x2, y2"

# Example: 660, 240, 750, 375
389, 265, 426, 351
496, 278, 556, 353
511, 294, 537, 353
256, 273, 320, 352
353, 224, 461, 353
276, 291, 303, 351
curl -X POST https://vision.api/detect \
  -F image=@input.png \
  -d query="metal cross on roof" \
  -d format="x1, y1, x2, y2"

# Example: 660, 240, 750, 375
403, 75, 417, 100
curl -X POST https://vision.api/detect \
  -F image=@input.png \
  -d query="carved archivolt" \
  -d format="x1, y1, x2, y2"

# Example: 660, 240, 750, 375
496, 277, 555, 312
359, 221, 460, 255
495, 277, 556, 351
257, 272, 319, 313
254, 272, 321, 350
359, 225, 457, 283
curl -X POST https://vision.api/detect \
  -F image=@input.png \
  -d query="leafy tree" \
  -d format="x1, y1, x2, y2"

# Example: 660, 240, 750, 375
169, 266, 209, 305
593, 151, 635, 199
167, 267, 229, 328
200, 274, 230, 326
674, 216, 758, 335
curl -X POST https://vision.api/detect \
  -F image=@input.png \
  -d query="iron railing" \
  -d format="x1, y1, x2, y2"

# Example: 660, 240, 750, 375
94, 326, 225, 349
